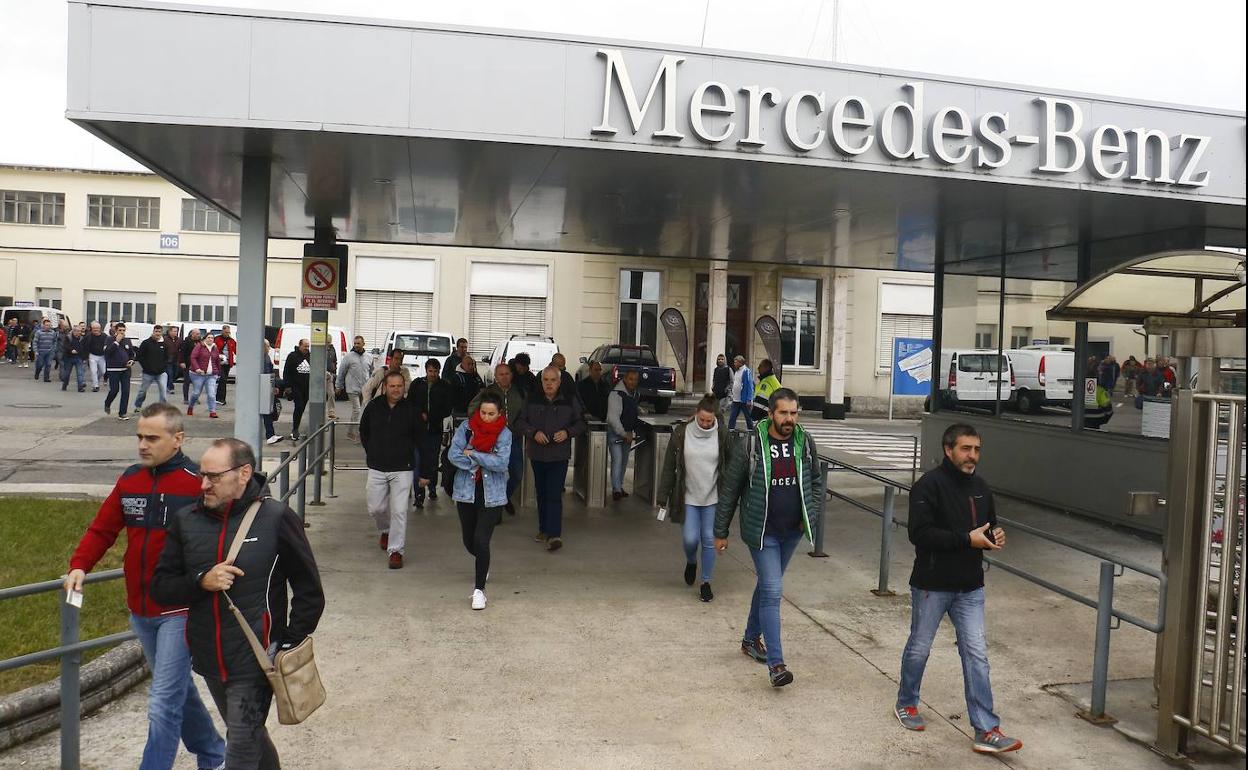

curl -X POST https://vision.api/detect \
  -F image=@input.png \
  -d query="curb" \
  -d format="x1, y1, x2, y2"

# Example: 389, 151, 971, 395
0, 640, 147, 751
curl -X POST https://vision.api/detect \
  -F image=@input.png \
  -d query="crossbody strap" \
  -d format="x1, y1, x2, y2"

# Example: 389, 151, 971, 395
221, 500, 275, 673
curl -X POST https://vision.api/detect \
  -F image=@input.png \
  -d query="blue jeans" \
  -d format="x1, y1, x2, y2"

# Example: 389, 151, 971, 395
744, 532, 802, 668
134, 372, 168, 408
608, 434, 630, 493
532, 459, 568, 537
728, 401, 754, 430
35, 350, 55, 379
188, 373, 217, 412
897, 587, 999, 732
682, 503, 717, 583
60, 358, 85, 389
129, 613, 225, 770
507, 437, 524, 500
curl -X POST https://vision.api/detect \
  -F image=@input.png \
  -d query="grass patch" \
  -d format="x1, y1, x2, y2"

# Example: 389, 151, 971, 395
0, 497, 131, 696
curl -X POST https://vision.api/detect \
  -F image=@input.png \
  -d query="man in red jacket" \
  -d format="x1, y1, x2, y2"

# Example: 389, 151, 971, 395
64, 402, 225, 770
214, 325, 237, 406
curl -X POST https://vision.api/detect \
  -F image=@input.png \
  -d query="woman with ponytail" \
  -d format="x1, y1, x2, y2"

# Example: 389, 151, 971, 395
448, 391, 513, 610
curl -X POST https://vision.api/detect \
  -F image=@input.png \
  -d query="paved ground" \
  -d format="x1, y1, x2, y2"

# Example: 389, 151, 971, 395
1, 362, 1238, 769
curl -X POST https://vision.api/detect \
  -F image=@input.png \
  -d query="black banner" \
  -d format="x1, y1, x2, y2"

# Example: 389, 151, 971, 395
754, 314, 783, 381
660, 307, 689, 381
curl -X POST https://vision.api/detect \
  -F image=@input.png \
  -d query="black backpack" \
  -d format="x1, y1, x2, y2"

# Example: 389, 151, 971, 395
439, 427, 466, 496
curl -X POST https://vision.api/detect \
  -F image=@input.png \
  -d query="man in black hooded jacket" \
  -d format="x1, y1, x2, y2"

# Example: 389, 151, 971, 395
152, 437, 324, 770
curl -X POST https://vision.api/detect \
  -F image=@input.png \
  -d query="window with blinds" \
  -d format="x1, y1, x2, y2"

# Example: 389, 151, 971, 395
353, 290, 433, 352
877, 313, 934, 373
468, 295, 548, 358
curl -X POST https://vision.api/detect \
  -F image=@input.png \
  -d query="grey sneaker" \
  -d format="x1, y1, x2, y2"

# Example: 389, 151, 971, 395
768, 664, 794, 687
895, 705, 925, 731
972, 727, 1022, 754
740, 637, 768, 664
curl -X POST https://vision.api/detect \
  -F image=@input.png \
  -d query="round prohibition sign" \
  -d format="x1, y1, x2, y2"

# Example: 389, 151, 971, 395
305, 260, 336, 291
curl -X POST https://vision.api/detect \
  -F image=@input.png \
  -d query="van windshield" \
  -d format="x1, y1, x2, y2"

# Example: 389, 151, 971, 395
958, 354, 1006, 373
395, 334, 451, 355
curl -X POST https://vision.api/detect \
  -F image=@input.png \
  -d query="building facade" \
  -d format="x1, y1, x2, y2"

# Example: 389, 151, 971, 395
1, 164, 1147, 412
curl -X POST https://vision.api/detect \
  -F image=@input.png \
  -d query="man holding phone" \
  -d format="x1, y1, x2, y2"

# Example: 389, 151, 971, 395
893, 423, 1022, 755
64, 402, 225, 770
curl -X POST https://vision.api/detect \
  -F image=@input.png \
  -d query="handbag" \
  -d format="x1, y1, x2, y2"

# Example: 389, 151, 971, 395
221, 500, 326, 725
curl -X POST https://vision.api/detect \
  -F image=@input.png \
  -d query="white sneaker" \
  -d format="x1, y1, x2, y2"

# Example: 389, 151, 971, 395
265, 434, 284, 445
471, 589, 487, 611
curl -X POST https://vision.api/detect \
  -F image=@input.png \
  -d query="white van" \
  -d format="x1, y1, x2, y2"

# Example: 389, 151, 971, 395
481, 335, 559, 384
381, 330, 455, 380
1006, 348, 1075, 413
2, 304, 72, 330
935, 349, 1014, 409
273, 323, 349, 369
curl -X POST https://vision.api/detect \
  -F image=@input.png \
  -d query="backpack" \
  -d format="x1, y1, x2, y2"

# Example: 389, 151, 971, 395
440, 426, 467, 496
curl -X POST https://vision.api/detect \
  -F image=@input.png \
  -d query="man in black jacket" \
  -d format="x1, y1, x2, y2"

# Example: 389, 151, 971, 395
360, 371, 420, 569
179, 329, 200, 403
711, 353, 731, 410
59, 323, 89, 392
408, 359, 454, 508
893, 423, 1021, 755
152, 437, 324, 770
134, 324, 169, 409
449, 354, 484, 416
576, 360, 612, 421
515, 367, 586, 551
283, 339, 312, 441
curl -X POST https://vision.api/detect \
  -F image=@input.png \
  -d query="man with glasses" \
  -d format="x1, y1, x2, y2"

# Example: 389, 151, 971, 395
152, 437, 324, 770
64, 402, 225, 770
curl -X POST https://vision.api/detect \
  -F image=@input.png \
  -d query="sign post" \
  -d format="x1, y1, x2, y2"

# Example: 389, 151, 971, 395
890, 337, 934, 420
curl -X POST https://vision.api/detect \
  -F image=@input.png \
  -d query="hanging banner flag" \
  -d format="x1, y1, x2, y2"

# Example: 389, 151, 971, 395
660, 307, 689, 380
754, 315, 783, 381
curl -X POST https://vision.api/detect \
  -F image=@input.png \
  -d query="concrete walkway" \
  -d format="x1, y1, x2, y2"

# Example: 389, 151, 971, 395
4, 461, 1237, 770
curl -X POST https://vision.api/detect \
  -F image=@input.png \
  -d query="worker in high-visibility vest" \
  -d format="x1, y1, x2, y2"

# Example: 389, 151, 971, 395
752, 358, 783, 421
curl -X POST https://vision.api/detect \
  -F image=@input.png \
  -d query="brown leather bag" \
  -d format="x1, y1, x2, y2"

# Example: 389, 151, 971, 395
222, 500, 326, 725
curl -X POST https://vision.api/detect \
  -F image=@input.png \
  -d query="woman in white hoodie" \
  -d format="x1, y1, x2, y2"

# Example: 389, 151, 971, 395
657, 394, 731, 602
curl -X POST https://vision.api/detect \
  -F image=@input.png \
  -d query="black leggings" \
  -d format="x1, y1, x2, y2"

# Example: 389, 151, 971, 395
457, 481, 501, 590
291, 390, 308, 435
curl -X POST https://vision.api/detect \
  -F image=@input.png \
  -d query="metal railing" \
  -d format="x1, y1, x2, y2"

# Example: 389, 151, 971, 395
0, 419, 337, 770
819, 451, 1167, 723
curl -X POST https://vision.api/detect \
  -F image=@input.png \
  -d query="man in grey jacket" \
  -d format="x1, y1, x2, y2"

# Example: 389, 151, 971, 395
515, 367, 586, 550
336, 335, 373, 440
606, 370, 642, 501
32, 317, 59, 382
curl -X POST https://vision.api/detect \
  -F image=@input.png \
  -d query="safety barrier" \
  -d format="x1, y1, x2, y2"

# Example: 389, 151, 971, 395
0, 419, 336, 770
820, 451, 1166, 725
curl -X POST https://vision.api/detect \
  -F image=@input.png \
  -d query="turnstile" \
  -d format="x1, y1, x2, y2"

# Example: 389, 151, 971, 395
574, 421, 609, 508
632, 420, 674, 506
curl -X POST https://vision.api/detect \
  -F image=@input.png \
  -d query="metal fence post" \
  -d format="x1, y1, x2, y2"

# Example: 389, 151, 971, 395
59, 591, 81, 770
309, 431, 324, 506
809, 460, 829, 557
328, 421, 336, 498
872, 486, 897, 596
910, 436, 919, 486
296, 448, 308, 523
279, 450, 290, 500
1079, 561, 1118, 725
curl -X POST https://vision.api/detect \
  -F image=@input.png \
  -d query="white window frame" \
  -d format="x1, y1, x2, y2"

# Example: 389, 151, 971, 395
618, 268, 663, 351
181, 198, 239, 233
975, 324, 997, 349
1010, 326, 1034, 349
269, 296, 296, 327
86, 195, 160, 230
1, 190, 65, 226
779, 275, 822, 371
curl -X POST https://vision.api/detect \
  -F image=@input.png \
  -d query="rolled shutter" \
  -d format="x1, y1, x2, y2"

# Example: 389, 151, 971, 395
467, 296, 547, 358
877, 313, 933, 373
353, 290, 433, 352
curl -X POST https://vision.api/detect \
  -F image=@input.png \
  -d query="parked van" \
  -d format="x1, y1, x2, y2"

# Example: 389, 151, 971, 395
273, 323, 349, 369
934, 349, 1014, 410
2, 304, 72, 330
1006, 348, 1075, 413
481, 335, 559, 384
380, 330, 455, 379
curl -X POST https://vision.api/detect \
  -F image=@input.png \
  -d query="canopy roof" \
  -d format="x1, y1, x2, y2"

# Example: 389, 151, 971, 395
1047, 250, 1246, 327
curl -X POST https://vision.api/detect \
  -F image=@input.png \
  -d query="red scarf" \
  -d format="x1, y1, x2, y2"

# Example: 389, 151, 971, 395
467, 412, 506, 453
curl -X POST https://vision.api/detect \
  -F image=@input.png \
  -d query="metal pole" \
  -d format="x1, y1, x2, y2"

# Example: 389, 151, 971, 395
872, 486, 897, 596
234, 153, 270, 457
809, 460, 829, 557
309, 430, 324, 506
888, 362, 895, 421
1080, 561, 1118, 724
279, 450, 290, 500
296, 447, 307, 523
328, 421, 336, 498
910, 435, 918, 486
59, 590, 81, 770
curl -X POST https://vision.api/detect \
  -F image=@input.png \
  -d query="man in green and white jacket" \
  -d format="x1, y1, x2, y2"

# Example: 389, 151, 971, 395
715, 387, 824, 687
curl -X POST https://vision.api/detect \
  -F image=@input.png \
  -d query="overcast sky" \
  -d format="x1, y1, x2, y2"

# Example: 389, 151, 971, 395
1, 0, 1243, 171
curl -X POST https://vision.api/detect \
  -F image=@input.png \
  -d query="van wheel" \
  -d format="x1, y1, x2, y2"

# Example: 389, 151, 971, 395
653, 398, 671, 414
1016, 390, 1037, 414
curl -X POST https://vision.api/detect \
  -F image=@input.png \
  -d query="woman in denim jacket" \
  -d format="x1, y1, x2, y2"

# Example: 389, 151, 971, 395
448, 391, 513, 611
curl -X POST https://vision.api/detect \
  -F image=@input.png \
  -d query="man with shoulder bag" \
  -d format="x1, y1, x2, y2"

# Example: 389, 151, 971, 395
152, 438, 325, 769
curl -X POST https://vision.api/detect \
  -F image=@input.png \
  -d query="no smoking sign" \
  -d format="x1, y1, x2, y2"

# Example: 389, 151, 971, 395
301, 256, 339, 309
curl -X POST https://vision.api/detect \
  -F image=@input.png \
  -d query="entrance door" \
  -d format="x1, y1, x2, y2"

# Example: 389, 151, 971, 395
694, 274, 750, 385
